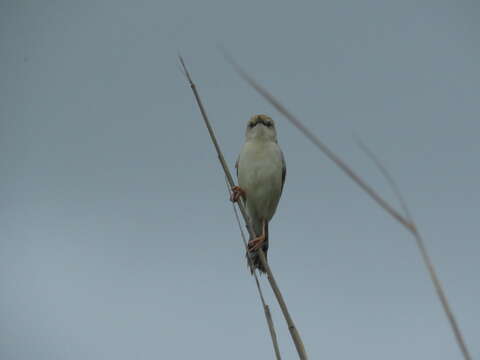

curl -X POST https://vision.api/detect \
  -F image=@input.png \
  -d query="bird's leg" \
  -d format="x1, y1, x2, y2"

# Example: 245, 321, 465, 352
230, 186, 246, 203
248, 219, 266, 251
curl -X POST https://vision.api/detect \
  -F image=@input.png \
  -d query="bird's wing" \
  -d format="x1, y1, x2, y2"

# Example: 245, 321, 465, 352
280, 149, 286, 193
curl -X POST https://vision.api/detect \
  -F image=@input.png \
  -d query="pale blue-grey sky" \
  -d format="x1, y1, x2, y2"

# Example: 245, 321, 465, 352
1, 1, 479, 359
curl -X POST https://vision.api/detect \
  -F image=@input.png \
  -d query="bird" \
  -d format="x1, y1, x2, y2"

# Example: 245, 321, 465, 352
230, 114, 286, 273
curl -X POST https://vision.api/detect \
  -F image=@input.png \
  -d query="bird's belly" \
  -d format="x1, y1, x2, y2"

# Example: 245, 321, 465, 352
238, 144, 283, 221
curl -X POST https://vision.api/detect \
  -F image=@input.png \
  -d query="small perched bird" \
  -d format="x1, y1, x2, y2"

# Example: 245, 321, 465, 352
231, 114, 286, 273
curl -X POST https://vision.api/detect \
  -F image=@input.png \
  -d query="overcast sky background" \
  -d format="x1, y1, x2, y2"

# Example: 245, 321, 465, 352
1, 1, 479, 359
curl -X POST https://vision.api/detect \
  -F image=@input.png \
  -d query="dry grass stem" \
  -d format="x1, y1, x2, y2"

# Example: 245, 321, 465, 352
228, 182, 282, 360
354, 135, 413, 222
222, 51, 471, 360
356, 137, 471, 360
179, 55, 308, 360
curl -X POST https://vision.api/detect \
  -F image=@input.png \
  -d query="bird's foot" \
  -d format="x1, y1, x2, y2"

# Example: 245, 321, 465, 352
248, 234, 266, 251
230, 186, 246, 203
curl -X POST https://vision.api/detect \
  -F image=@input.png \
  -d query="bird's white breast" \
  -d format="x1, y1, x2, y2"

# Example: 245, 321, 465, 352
237, 140, 283, 222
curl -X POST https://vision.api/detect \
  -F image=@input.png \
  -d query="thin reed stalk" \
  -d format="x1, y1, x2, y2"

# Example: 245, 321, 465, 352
222, 50, 471, 360
179, 55, 308, 360
228, 181, 282, 360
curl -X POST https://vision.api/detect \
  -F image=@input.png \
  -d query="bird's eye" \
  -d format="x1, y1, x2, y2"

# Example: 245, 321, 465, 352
248, 123, 254, 128
266, 122, 272, 127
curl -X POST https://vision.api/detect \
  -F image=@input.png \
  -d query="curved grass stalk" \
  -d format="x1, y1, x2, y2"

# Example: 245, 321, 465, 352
222, 49, 471, 360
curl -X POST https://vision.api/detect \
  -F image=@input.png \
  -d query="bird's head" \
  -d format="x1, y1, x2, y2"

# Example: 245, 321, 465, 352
245, 114, 277, 142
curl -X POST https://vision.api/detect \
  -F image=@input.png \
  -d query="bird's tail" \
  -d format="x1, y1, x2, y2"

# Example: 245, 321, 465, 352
246, 222, 269, 274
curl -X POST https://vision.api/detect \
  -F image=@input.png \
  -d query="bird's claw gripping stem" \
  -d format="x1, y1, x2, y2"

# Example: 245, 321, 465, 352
230, 186, 246, 203
248, 234, 266, 251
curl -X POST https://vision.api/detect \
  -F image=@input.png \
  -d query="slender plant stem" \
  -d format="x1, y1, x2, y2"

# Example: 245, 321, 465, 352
229, 182, 282, 360
354, 136, 413, 222
355, 138, 471, 360
222, 50, 471, 360
179, 55, 308, 360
